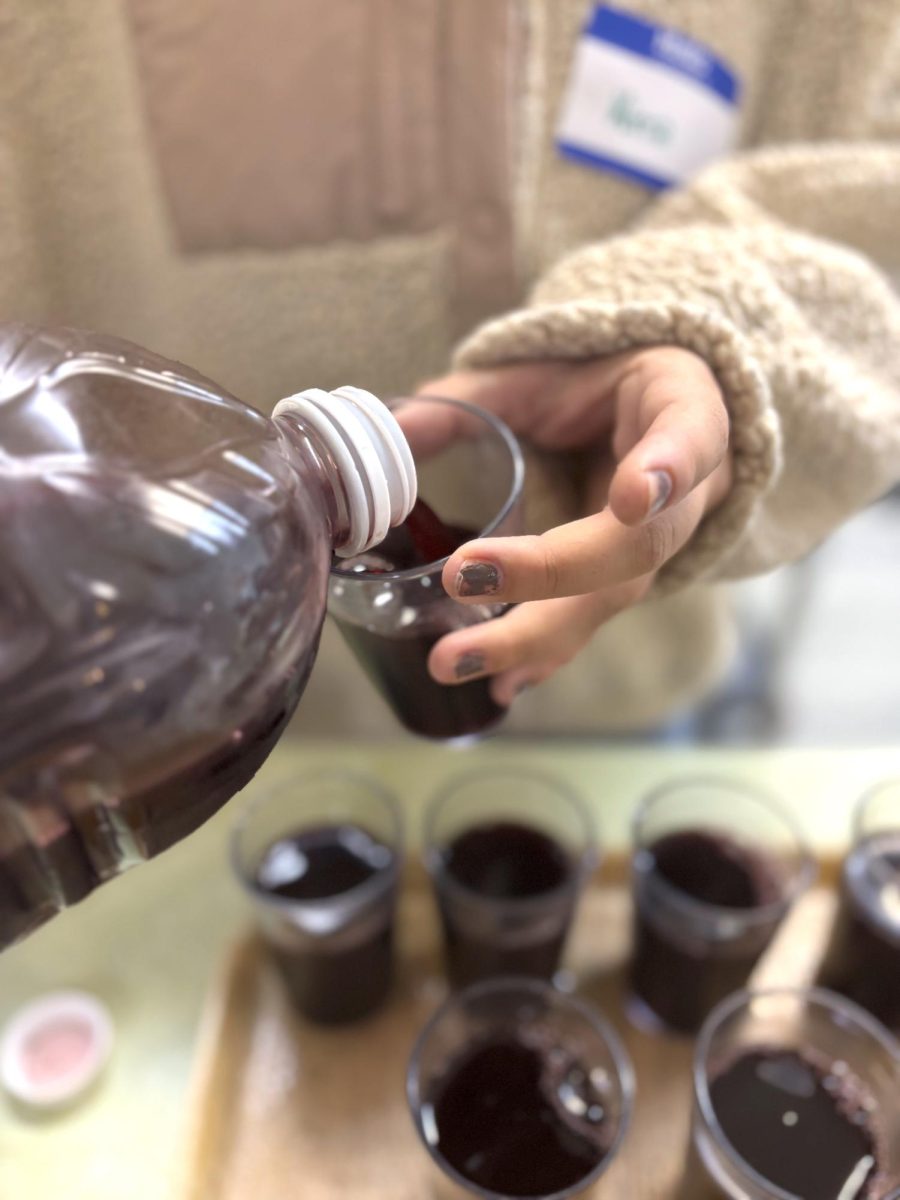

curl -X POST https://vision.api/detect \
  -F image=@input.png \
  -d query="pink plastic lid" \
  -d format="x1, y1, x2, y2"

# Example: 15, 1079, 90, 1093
0, 990, 113, 1109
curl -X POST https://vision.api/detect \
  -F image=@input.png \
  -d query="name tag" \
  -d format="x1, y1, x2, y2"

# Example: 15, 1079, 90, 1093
556, 4, 740, 189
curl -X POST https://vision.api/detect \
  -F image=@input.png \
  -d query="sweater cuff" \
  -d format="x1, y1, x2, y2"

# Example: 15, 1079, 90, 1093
454, 299, 782, 592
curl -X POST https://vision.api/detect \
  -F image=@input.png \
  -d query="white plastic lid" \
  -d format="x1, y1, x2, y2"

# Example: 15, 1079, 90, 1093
273, 386, 417, 557
0, 990, 114, 1109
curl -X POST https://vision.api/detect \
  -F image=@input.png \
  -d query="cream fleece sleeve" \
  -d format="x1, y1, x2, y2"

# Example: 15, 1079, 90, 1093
453, 144, 900, 591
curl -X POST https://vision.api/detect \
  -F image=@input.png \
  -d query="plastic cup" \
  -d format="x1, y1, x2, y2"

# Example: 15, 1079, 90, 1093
629, 777, 815, 1034
683, 987, 900, 1199
231, 770, 402, 1024
328, 395, 524, 743
407, 977, 634, 1200
424, 769, 597, 987
818, 780, 900, 1031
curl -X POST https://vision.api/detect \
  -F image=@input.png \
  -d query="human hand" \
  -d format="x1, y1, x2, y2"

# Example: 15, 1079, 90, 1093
421, 348, 733, 705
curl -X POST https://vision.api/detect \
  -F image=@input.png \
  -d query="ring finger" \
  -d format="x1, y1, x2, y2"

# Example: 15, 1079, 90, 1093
428, 579, 651, 704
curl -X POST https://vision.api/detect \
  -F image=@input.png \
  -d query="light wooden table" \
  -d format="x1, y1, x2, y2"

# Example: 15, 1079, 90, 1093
1, 739, 898, 1200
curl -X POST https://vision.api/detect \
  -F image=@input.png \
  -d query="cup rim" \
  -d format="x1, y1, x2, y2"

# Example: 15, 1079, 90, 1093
852, 778, 900, 889
329, 393, 524, 583
692, 986, 900, 1200
423, 767, 599, 916
229, 768, 403, 917
631, 775, 817, 929
406, 975, 635, 1200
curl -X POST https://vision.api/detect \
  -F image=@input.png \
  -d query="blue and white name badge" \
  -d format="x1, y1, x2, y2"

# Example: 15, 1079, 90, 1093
556, 4, 740, 189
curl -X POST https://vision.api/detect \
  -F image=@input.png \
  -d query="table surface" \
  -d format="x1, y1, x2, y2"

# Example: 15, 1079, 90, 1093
2, 739, 899, 1200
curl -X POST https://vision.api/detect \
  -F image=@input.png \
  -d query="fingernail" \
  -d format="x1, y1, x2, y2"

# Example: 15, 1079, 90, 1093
456, 561, 502, 597
454, 652, 486, 680
645, 470, 673, 519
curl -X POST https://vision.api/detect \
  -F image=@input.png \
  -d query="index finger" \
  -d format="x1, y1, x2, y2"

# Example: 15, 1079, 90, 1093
442, 486, 707, 602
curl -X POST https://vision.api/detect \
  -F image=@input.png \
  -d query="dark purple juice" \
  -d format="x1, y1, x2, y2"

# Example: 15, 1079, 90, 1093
254, 823, 397, 1024
0, 680, 298, 948
437, 821, 576, 986
445, 821, 572, 897
335, 498, 504, 741
818, 833, 900, 1031
631, 830, 784, 1034
389, 497, 472, 566
684, 1048, 883, 1199
428, 1033, 611, 1197
339, 623, 503, 740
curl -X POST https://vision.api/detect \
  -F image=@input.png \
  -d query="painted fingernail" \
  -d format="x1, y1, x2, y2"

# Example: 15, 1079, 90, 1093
646, 470, 673, 519
454, 652, 486, 680
456, 561, 502, 597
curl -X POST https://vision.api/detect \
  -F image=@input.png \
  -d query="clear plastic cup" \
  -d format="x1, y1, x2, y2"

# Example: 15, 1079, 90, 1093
328, 395, 524, 743
230, 769, 402, 1024
629, 777, 815, 1034
684, 987, 900, 1199
407, 977, 634, 1200
424, 769, 597, 987
818, 780, 900, 1031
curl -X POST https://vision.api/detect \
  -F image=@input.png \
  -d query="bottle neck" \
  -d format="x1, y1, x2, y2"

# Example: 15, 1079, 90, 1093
275, 414, 352, 548
273, 387, 416, 557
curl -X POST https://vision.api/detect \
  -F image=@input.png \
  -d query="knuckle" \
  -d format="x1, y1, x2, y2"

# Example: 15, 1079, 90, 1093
540, 543, 563, 597
636, 520, 676, 574
519, 535, 562, 598
498, 615, 564, 673
711, 400, 731, 449
524, 629, 559, 669
490, 623, 532, 672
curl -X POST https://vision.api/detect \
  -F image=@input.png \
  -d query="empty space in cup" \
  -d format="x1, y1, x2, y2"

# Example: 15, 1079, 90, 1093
685, 987, 900, 1200
328, 395, 524, 742
629, 778, 815, 1035
818, 780, 900, 1032
425, 770, 596, 988
230, 770, 402, 1024
407, 977, 634, 1200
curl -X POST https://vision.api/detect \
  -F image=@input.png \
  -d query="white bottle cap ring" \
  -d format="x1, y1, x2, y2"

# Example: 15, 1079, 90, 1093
0, 990, 114, 1109
273, 387, 417, 557
330, 386, 417, 523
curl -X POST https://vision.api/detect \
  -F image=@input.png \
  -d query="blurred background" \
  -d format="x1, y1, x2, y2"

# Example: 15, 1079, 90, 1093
3, 3, 900, 1200
680, 487, 900, 745
3, 1, 899, 749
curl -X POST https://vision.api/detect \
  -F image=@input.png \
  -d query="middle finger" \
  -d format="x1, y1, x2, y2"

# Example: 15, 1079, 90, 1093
442, 489, 707, 603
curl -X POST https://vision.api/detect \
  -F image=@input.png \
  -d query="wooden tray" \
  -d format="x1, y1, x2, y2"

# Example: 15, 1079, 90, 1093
179, 877, 838, 1200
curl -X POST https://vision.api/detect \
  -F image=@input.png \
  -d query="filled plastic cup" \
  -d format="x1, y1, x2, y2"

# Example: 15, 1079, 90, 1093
629, 777, 815, 1034
407, 977, 634, 1200
328, 395, 524, 743
424, 769, 597, 987
818, 779, 900, 1032
683, 987, 900, 1199
230, 770, 402, 1024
